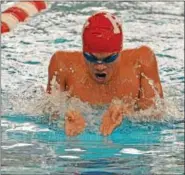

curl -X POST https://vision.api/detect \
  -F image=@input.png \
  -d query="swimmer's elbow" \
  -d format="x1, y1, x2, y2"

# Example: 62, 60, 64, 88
137, 97, 163, 110
137, 97, 165, 119
137, 98, 154, 110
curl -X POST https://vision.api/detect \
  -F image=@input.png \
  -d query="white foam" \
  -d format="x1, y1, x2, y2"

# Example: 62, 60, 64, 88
6, 123, 50, 132
59, 155, 80, 159
65, 148, 86, 152
120, 148, 144, 155
1, 143, 33, 150
120, 148, 161, 155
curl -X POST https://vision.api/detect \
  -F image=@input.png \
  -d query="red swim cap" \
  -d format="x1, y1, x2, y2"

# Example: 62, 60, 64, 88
82, 12, 123, 53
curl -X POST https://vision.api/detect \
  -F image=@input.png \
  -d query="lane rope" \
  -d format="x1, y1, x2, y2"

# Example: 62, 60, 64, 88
1, 1, 47, 34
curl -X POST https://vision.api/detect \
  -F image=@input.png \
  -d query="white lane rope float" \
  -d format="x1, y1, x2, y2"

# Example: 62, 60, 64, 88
1, 1, 48, 34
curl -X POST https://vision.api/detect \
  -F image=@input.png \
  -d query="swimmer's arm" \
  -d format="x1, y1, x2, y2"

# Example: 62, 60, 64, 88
137, 46, 164, 113
46, 52, 66, 120
46, 51, 66, 93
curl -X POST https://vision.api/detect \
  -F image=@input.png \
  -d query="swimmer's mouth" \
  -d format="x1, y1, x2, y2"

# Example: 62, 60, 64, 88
95, 73, 107, 83
95, 73, 107, 78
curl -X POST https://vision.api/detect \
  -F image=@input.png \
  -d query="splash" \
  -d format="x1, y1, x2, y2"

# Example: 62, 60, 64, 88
2, 73, 183, 134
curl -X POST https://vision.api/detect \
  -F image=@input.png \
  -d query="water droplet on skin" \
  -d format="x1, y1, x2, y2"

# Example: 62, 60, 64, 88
134, 63, 141, 69
69, 67, 74, 73
50, 75, 60, 94
148, 80, 154, 86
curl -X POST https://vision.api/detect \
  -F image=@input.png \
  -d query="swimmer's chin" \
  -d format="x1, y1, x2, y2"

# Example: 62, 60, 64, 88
95, 78, 107, 84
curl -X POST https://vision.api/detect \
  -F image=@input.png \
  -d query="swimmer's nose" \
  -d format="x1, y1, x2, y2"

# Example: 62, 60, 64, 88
94, 63, 107, 71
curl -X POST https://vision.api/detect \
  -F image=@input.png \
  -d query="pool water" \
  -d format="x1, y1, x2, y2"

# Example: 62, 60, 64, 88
1, 2, 184, 175
2, 114, 184, 175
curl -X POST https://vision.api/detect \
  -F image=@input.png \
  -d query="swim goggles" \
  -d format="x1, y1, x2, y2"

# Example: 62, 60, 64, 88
83, 52, 119, 64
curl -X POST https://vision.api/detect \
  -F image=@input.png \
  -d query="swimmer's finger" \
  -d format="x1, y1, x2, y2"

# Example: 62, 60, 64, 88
110, 110, 118, 123
107, 125, 114, 135
70, 130, 77, 136
65, 129, 72, 136
114, 114, 123, 126
102, 124, 110, 136
73, 127, 84, 136
100, 124, 103, 134
77, 126, 84, 134
103, 119, 113, 136
67, 128, 77, 136
112, 110, 123, 125
102, 127, 107, 136
106, 123, 115, 136
100, 124, 106, 136
100, 117, 105, 133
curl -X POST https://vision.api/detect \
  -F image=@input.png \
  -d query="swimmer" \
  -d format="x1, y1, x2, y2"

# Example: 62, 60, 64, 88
46, 11, 163, 136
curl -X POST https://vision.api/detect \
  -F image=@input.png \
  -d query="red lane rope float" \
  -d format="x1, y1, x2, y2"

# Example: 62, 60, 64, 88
1, 1, 47, 34
4, 7, 29, 22
30, 1, 47, 11
1, 22, 10, 33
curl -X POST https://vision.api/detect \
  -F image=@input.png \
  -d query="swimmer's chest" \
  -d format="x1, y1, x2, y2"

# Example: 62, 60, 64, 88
66, 69, 140, 104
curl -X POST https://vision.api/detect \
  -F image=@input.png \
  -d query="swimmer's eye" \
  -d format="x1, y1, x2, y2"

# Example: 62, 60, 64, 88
103, 54, 119, 63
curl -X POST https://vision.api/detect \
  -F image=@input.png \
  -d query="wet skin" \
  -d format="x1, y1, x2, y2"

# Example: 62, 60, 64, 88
47, 46, 163, 136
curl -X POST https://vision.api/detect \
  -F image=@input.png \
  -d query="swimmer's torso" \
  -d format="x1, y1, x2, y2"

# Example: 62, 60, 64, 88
53, 49, 141, 105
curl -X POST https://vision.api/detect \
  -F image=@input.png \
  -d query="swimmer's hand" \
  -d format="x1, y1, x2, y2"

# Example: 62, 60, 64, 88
100, 104, 125, 136
65, 110, 86, 136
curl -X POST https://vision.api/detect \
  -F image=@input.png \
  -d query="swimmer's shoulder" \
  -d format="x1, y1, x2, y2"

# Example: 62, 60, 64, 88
137, 45, 157, 67
51, 50, 83, 65
120, 45, 156, 64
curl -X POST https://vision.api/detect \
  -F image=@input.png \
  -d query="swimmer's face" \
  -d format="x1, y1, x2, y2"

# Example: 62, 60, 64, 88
84, 52, 120, 84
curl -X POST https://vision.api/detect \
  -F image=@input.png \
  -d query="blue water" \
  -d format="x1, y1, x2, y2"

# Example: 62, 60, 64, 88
1, 2, 184, 175
2, 114, 184, 174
